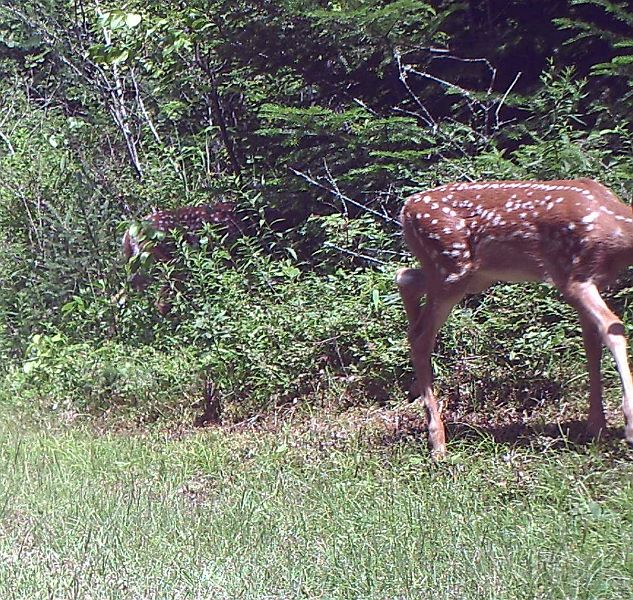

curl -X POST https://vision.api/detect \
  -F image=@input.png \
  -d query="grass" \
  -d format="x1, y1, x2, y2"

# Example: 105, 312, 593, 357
0, 409, 632, 599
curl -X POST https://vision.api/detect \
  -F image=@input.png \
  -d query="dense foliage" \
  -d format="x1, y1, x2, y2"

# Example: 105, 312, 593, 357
0, 0, 632, 423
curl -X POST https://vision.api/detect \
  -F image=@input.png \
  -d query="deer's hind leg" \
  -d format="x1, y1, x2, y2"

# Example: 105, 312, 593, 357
396, 267, 427, 325
577, 312, 607, 439
397, 266, 466, 457
409, 287, 466, 457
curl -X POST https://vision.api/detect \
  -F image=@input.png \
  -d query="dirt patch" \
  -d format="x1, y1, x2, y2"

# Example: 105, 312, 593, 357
186, 395, 629, 457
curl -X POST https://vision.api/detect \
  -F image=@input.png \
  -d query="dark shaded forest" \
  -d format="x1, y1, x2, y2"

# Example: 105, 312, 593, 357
1, 0, 632, 424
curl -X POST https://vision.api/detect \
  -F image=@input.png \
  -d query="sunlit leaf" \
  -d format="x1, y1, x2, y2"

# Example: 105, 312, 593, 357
126, 13, 142, 28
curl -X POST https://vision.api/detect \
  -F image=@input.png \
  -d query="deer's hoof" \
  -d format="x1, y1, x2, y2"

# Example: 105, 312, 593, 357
430, 444, 447, 461
428, 427, 447, 460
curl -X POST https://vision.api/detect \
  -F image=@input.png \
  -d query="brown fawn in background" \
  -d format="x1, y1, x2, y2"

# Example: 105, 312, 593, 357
122, 202, 240, 315
397, 178, 633, 457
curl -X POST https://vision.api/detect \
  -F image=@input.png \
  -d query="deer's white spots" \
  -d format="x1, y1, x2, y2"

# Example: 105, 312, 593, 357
403, 181, 631, 301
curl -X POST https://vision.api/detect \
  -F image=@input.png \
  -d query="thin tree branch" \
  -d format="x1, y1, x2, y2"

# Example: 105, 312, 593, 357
323, 242, 390, 266
194, 44, 242, 177
0, 130, 15, 155
395, 50, 436, 130
494, 71, 522, 129
290, 166, 400, 226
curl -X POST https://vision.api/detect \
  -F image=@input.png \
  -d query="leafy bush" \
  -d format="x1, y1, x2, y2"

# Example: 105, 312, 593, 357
1, 0, 633, 428
6, 227, 616, 427
5, 334, 203, 422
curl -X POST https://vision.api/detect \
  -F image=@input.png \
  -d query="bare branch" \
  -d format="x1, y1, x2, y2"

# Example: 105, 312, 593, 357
130, 68, 182, 176
2, 4, 145, 179
494, 71, 522, 129
406, 67, 478, 103
395, 50, 436, 130
322, 242, 390, 266
0, 130, 15, 155
290, 167, 400, 226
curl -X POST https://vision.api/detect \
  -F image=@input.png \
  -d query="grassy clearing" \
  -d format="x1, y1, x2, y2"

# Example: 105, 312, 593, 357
0, 410, 631, 599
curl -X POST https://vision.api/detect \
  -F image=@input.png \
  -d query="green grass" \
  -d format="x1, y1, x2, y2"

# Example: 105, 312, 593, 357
0, 411, 631, 599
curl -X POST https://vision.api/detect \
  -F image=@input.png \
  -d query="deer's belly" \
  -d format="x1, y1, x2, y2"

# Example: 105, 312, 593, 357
466, 264, 546, 294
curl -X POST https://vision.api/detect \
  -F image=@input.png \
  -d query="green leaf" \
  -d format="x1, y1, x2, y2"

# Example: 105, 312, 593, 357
372, 289, 381, 311
61, 301, 77, 315
126, 13, 142, 28
110, 12, 126, 30
23, 359, 39, 374
110, 49, 129, 65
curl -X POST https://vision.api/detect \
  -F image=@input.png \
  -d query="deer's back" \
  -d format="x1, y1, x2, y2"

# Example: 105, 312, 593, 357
401, 179, 633, 289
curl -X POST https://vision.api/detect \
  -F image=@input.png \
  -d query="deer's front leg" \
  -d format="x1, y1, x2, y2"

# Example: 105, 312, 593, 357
568, 281, 633, 444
